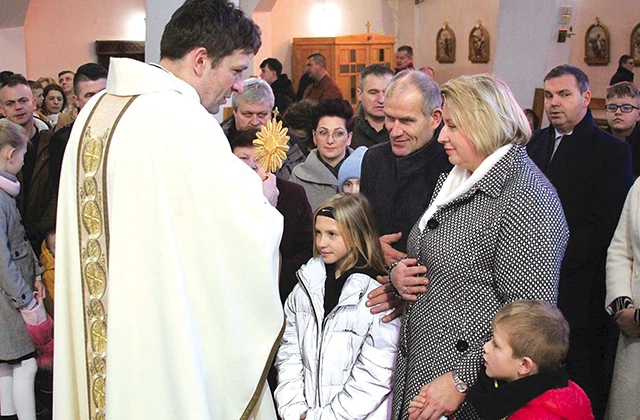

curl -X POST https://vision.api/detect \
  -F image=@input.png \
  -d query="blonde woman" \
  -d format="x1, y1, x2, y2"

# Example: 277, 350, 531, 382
389, 74, 569, 420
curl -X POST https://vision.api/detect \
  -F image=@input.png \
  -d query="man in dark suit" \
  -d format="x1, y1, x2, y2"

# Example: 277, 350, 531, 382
360, 70, 452, 263
609, 54, 634, 85
527, 65, 633, 419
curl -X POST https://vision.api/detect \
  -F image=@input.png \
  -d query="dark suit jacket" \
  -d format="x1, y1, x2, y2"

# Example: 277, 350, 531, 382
608, 123, 640, 177
527, 110, 633, 328
609, 66, 634, 85
17, 128, 56, 256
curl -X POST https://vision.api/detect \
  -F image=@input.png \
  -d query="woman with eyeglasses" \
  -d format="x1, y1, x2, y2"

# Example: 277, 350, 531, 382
290, 99, 355, 210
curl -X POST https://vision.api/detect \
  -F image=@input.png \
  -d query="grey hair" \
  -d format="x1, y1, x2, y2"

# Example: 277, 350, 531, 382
231, 77, 274, 110
386, 70, 442, 117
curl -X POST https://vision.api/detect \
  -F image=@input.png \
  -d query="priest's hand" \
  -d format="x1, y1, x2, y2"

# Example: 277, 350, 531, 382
380, 233, 406, 264
261, 172, 279, 207
366, 276, 404, 322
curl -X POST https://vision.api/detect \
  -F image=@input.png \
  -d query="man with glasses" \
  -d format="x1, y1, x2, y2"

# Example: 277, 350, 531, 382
606, 82, 640, 176
528, 65, 633, 419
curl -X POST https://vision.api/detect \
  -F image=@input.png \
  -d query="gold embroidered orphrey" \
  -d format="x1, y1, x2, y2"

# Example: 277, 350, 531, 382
76, 93, 138, 420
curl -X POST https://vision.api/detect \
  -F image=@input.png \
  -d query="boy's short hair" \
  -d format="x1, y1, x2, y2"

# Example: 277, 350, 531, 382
606, 81, 640, 103
493, 300, 569, 372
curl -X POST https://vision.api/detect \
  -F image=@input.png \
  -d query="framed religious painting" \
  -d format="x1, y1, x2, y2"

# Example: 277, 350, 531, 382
584, 17, 610, 66
436, 23, 456, 63
468, 22, 489, 63
631, 22, 640, 65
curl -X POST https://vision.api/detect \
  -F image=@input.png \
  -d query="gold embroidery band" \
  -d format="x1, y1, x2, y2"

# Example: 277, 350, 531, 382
240, 321, 285, 420
76, 94, 138, 420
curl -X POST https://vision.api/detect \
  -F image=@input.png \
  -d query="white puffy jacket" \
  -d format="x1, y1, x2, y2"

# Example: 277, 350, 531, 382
274, 257, 400, 419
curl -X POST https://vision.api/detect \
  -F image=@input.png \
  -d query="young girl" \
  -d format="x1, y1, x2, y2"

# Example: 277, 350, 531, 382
0, 119, 44, 420
275, 193, 400, 419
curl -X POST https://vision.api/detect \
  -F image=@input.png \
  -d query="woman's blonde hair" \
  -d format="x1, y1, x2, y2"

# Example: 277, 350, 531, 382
36, 76, 56, 88
0, 119, 27, 150
440, 74, 531, 156
313, 193, 386, 275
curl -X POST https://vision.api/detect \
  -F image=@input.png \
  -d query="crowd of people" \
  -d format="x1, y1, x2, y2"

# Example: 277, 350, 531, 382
0, 0, 639, 419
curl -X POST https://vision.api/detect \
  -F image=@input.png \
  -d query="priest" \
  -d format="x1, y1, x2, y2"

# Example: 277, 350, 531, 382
53, 1, 284, 419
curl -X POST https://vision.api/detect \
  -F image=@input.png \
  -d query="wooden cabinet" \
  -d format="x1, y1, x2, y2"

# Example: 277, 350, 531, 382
292, 34, 395, 106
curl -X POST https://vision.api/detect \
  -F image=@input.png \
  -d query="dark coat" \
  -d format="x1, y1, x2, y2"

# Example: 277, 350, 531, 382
271, 74, 296, 116
276, 178, 313, 304
391, 145, 568, 420
49, 121, 73, 194
351, 111, 389, 148
360, 126, 452, 253
609, 66, 634, 85
16, 128, 55, 256
608, 122, 640, 177
527, 110, 633, 328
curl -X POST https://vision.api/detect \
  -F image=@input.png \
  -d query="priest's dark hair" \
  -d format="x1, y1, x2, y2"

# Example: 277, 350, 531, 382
160, 0, 261, 67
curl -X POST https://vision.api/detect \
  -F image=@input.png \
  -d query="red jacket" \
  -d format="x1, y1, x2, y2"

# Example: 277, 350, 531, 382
509, 381, 594, 420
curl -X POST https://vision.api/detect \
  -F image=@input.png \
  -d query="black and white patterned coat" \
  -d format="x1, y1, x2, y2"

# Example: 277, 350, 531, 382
391, 144, 569, 420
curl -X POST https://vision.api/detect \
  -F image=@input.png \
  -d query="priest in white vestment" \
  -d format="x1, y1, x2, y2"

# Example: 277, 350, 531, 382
53, 1, 283, 419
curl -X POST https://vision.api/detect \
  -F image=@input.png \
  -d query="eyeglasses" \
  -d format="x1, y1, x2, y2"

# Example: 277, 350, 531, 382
314, 129, 348, 141
605, 104, 640, 113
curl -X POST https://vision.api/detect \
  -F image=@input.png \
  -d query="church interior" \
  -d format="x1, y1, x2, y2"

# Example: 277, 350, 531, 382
0, 0, 637, 121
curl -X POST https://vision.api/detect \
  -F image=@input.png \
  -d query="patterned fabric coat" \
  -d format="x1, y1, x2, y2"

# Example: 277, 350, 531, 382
391, 144, 569, 420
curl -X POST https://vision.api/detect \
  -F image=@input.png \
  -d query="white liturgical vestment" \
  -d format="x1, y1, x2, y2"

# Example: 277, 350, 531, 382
54, 58, 284, 420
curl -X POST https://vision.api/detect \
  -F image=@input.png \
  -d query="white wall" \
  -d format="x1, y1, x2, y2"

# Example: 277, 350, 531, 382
24, 0, 145, 79
493, 0, 576, 109
568, 0, 640, 98
0, 26, 26, 74
263, 0, 397, 78
145, 0, 183, 64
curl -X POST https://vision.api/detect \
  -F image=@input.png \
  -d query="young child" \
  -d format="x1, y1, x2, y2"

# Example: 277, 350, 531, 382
274, 193, 400, 419
0, 119, 45, 420
337, 146, 367, 194
40, 228, 56, 318
410, 300, 593, 419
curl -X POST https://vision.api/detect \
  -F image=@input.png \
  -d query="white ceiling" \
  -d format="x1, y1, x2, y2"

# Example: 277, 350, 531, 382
0, 0, 29, 29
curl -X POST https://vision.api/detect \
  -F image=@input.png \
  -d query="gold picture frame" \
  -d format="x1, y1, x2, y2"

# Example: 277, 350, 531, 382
631, 22, 640, 65
436, 23, 456, 63
584, 17, 610, 66
469, 22, 489, 63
